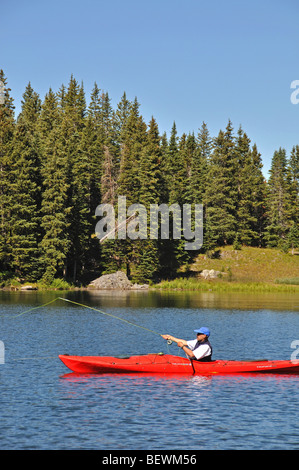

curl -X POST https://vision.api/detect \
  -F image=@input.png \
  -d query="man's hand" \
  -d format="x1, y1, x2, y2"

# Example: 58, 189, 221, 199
161, 334, 172, 341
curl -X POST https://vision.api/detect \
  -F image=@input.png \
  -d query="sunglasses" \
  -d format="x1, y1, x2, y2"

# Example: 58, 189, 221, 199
196, 332, 204, 336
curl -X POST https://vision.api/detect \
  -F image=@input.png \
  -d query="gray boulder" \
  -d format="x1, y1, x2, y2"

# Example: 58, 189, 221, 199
88, 271, 148, 290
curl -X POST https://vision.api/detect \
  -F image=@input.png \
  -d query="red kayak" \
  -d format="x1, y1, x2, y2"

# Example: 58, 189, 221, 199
59, 353, 299, 375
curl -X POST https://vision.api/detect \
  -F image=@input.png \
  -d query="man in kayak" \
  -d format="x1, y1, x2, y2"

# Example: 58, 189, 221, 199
162, 327, 213, 362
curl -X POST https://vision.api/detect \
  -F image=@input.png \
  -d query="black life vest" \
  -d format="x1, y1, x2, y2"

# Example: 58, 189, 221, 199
192, 340, 213, 362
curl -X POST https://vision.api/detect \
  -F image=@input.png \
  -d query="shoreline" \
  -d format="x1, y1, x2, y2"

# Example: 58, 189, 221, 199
2, 246, 298, 294
1, 279, 299, 294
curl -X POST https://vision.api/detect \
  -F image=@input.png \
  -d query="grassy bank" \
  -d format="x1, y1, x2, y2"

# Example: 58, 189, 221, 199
155, 278, 299, 292
154, 246, 299, 293
0, 277, 75, 291
1, 246, 298, 293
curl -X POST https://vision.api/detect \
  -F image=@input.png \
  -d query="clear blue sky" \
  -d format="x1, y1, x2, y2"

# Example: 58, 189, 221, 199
1, 0, 299, 176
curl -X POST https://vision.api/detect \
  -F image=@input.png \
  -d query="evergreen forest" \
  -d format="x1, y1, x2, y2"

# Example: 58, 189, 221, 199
0, 71, 298, 286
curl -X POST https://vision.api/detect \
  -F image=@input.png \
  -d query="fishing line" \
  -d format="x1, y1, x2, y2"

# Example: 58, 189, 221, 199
57, 297, 164, 338
12, 297, 172, 346
13, 297, 62, 317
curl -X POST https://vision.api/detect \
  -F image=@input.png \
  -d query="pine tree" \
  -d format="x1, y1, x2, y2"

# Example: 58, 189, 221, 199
38, 89, 71, 283
115, 92, 131, 144
287, 145, 299, 226
287, 221, 299, 254
64, 75, 86, 127
87, 83, 107, 204
78, 86, 119, 281
159, 131, 169, 203
100, 97, 147, 278
264, 148, 292, 247
101, 90, 120, 204
178, 133, 196, 204
285, 145, 299, 253
204, 120, 238, 247
236, 129, 266, 246
0, 70, 15, 273
250, 144, 267, 246
133, 117, 162, 282
117, 98, 148, 277
139, 117, 163, 206
188, 122, 211, 205
118, 97, 146, 204
167, 122, 185, 205
48, 75, 89, 282
98, 93, 131, 275
84, 114, 103, 209
88, 82, 102, 122
9, 83, 42, 280
162, 123, 191, 270
64, 76, 89, 281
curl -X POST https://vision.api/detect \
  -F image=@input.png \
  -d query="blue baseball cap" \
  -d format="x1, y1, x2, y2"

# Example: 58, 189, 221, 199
194, 327, 210, 337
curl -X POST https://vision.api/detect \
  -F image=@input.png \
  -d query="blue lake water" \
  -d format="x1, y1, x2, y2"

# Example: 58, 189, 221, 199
0, 290, 299, 450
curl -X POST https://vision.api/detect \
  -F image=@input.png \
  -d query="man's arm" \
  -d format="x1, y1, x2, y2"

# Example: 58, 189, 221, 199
161, 334, 195, 358
161, 334, 187, 345
178, 342, 196, 359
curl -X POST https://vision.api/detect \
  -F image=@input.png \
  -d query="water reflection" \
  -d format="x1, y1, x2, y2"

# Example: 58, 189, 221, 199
60, 370, 299, 384
1, 289, 299, 312
85, 289, 299, 310
60, 371, 211, 384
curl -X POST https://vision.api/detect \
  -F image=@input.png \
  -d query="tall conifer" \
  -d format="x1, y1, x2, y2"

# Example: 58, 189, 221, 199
264, 148, 292, 247
286, 146, 299, 252
236, 129, 266, 246
0, 70, 15, 273
134, 117, 162, 282
204, 120, 238, 247
39, 89, 71, 282
9, 83, 42, 280
118, 97, 146, 203
64, 77, 89, 281
188, 122, 211, 205
287, 145, 299, 225
167, 122, 185, 205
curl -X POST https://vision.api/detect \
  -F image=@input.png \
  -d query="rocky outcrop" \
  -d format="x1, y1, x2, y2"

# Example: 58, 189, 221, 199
88, 271, 148, 290
199, 269, 222, 280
